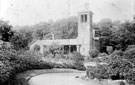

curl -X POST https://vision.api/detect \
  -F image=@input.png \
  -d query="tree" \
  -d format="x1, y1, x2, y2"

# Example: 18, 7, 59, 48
98, 28, 113, 53
98, 19, 135, 52
95, 19, 114, 53
32, 22, 51, 40
18, 26, 33, 44
10, 32, 29, 50
98, 18, 113, 30
0, 20, 14, 42
52, 16, 78, 39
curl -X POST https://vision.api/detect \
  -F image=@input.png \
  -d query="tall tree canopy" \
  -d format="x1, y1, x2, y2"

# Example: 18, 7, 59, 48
96, 18, 135, 53
52, 16, 78, 39
0, 20, 14, 42
10, 32, 30, 50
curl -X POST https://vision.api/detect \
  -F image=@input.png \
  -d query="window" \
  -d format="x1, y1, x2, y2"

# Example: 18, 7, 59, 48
81, 14, 87, 23
81, 15, 84, 22
95, 30, 100, 37
34, 44, 40, 51
85, 14, 87, 22
93, 29, 100, 40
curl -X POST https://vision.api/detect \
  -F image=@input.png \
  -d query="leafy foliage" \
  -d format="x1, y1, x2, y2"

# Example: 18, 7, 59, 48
125, 70, 135, 84
18, 27, 33, 44
124, 48, 135, 65
98, 27, 114, 53
10, 33, 30, 50
97, 20, 135, 52
0, 20, 14, 42
107, 57, 133, 80
43, 45, 86, 70
86, 49, 135, 84
86, 64, 109, 79
98, 53, 108, 57
52, 16, 78, 39
0, 49, 53, 85
89, 49, 99, 58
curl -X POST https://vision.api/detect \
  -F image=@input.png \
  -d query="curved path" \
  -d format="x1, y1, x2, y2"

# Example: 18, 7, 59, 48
29, 72, 101, 85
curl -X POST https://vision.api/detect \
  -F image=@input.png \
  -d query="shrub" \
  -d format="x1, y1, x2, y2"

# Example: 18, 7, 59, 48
125, 69, 135, 84
111, 50, 124, 57
86, 64, 109, 80
98, 53, 108, 57
43, 52, 86, 71
107, 58, 133, 80
86, 50, 135, 84
122, 48, 135, 84
92, 57, 102, 63
107, 50, 135, 84
72, 52, 84, 61
124, 48, 135, 65
71, 52, 85, 70
0, 61, 13, 85
19, 51, 53, 70
100, 50, 125, 64
86, 66, 97, 79
86, 59, 133, 81
126, 45, 135, 50
96, 56, 110, 63
96, 64, 110, 79
0, 49, 53, 85
89, 49, 99, 58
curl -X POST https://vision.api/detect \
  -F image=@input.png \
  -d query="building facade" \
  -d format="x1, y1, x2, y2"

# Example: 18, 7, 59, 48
29, 10, 98, 56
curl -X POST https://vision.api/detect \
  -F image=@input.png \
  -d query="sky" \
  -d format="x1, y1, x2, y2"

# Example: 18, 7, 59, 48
0, 0, 135, 26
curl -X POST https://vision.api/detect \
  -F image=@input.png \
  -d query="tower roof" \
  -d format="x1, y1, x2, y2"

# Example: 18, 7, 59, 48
78, 11, 93, 15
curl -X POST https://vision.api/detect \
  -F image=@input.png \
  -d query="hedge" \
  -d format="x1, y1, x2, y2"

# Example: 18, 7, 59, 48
0, 49, 53, 85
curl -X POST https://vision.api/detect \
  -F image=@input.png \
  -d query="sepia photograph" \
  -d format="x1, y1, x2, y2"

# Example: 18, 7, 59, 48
0, 0, 135, 85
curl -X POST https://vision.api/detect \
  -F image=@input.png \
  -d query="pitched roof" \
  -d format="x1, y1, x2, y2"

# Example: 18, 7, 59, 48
29, 39, 81, 46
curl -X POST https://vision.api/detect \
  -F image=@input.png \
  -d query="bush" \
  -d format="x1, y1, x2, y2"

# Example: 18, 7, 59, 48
124, 48, 135, 65
43, 52, 86, 71
86, 50, 135, 84
92, 50, 124, 64
122, 48, 135, 84
71, 52, 85, 70
95, 56, 110, 63
0, 49, 53, 85
126, 45, 135, 50
86, 66, 97, 79
19, 51, 53, 70
98, 53, 108, 57
89, 49, 99, 58
125, 69, 135, 84
86, 64, 109, 80
107, 50, 135, 83
107, 58, 133, 80
0, 61, 13, 85
99, 50, 124, 64
111, 50, 124, 57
